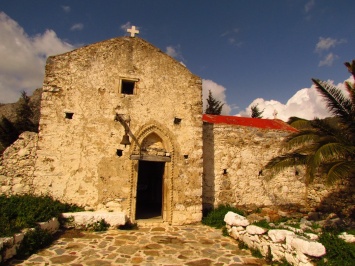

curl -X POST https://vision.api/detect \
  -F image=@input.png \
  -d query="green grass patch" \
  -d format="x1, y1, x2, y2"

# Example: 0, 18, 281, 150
273, 216, 289, 225
252, 219, 272, 229
346, 229, 355, 235
202, 204, 245, 229
316, 230, 355, 265
250, 247, 263, 258
238, 241, 249, 250
311, 222, 321, 230
272, 259, 292, 266
283, 218, 301, 229
0, 194, 83, 237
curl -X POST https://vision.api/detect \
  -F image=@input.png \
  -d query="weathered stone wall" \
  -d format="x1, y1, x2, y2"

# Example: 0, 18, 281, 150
32, 37, 203, 224
0, 132, 38, 195
203, 122, 307, 209
307, 177, 355, 218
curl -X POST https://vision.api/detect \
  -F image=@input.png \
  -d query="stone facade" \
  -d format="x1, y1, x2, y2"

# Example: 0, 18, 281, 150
31, 36, 203, 225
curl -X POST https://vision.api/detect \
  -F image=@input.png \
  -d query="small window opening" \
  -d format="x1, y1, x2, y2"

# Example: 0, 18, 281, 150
116, 149, 123, 157
223, 169, 228, 175
65, 112, 74, 119
121, 80, 135, 95
174, 117, 182, 124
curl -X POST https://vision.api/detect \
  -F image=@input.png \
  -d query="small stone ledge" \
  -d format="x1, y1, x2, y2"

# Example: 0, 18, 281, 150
224, 211, 326, 266
61, 211, 128, 229
0, 217, 60, 263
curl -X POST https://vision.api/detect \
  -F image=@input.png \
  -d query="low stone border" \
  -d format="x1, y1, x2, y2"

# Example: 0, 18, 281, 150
61, 211, 127, 229
0, 211, 128, 263
0, 217, 60, 263
224, 211, 326, 266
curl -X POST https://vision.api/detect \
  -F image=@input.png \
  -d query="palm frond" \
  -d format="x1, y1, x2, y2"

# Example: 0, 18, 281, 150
311, 118, 352, 145
304, 154, 318, 183
325, 161, 355, 185
283, 130, 320, 151
313, 142, 353, 165
287, 117, 311, 130
345, 81, 355, 107
312, 79, 352, 121
264, 153, 307, 180
344, 60, 355, 77
264, 61, 355, 185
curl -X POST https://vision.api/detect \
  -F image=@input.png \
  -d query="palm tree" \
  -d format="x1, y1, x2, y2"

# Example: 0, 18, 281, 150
264, 60, 355, 184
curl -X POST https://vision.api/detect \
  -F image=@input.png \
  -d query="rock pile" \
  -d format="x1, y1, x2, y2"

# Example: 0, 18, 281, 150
224, 211, 326, 266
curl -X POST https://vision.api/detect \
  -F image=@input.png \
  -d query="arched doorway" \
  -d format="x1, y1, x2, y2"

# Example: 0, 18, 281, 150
129, 128, 174, 223
136, 160, 165, 219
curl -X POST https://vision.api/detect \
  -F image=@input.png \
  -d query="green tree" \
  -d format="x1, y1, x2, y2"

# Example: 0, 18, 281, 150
251, 104, 264, 118
15, 91, 37, 133
0, 116, 19, 153
264, 60, 355, 184
205, 90, 224, 115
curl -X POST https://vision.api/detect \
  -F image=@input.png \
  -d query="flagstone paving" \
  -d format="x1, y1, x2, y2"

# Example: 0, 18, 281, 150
7, 223, 269, 265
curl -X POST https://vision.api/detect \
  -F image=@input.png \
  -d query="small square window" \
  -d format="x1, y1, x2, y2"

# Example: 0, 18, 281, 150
120, 78, 138, 95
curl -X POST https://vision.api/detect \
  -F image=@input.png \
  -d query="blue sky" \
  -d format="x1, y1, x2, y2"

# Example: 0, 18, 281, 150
1, 0, 354, 120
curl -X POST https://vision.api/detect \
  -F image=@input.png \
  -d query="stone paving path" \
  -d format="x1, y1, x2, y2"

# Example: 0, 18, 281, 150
7, 223, 268, 266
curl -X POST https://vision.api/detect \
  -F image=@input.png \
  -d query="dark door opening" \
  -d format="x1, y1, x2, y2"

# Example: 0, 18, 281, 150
136, 160, 164, 219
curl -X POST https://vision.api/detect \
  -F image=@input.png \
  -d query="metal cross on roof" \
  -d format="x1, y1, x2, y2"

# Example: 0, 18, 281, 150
127, 26, 139, 37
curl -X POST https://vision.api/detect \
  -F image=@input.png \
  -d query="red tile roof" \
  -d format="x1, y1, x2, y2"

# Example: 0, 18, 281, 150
202, 114, 298, 132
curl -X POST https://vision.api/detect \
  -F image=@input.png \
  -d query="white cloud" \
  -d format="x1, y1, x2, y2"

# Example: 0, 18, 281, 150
70, 23, 84, 31
120, 22, 141, 36
61, 5, 71, 13
202, 79, 232, 115
315, 37, 346, 67
221, 28, 242, 47
0, 12, 74, 103
237, 78, 354, 121
120, 22, 132, 31
315, 37, 346, 53
305, 0, 315, 13
319, 53, 338, 67
166, 46, 179, 58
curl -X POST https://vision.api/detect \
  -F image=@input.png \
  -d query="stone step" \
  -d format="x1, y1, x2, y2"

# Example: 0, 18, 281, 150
135, 218, 169, 227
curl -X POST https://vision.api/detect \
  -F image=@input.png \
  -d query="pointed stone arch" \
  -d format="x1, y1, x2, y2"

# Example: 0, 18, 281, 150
128, 122, 177, 224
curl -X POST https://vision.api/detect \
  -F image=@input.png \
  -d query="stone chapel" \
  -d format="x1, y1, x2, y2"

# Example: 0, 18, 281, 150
2, 33, 347, 225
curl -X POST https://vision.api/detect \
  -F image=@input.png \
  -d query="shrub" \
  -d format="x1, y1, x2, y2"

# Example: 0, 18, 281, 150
118, 222, 138, 230
16, 228, 53, 258
87, 219, 110, 232
317, 230, 355, 265
202, 204, 245, 229
0, 194, 83, 237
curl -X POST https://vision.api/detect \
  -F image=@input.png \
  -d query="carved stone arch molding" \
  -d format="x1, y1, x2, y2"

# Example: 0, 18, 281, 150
128, 121, 177, 224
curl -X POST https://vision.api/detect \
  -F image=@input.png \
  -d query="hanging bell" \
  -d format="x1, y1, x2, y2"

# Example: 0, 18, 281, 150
120, 133, 131, 147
